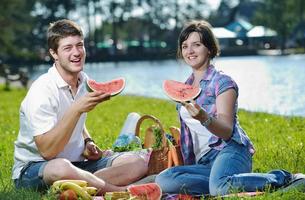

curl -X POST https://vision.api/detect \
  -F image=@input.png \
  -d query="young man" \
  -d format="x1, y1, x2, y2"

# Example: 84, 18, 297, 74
12, 19, 147, 193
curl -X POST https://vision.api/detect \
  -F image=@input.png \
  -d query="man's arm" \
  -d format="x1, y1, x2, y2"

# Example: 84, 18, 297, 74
35, 91, 110, 160
82, 125, 91, 140
82, 125, 106, 160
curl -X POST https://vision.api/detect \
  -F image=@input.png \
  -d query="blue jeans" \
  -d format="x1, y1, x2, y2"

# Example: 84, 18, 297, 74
14, 155, 116, 191
155, 140, 292, 196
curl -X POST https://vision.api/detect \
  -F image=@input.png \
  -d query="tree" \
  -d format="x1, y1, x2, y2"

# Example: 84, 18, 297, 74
30, 0, 77, 61
254, 0, 304, 52
0, 0, 36, 64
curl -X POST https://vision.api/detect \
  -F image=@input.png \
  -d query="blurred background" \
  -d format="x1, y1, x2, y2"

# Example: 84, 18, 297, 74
1, 0, 305, 116
1, 0, 304, 64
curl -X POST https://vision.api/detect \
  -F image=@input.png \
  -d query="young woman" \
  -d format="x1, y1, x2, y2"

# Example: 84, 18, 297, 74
155, 20, 304, 196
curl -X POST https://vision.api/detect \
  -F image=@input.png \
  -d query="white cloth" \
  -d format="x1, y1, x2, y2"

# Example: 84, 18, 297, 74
180, 105, 213, 162
12, 65, 88, 179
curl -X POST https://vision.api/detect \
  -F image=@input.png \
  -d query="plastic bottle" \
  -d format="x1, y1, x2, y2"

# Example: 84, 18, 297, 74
119, 112, 141, 136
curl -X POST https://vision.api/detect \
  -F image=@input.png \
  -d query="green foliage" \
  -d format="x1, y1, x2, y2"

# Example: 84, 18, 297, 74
0, 0, 37, 61
151, 126, 163, 150
0, 86, 305, 199
112, 135, 142, 152
253, 0, 305, 50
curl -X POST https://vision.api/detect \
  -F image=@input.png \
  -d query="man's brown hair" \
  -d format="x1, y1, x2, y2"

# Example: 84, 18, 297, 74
47, 19, 83, 53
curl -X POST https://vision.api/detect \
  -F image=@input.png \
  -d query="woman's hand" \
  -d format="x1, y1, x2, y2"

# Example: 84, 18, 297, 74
181, 100, 209, 122
181, 89, 236, 140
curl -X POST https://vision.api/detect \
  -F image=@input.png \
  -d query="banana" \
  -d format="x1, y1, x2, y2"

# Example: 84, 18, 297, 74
85, 186, 98, 196
104, 191, 131, 200
52, 179, 88, 188
60, 181, 92, 200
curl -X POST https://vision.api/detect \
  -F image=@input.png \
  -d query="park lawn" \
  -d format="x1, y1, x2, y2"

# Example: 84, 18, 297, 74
0, 86, 304, 199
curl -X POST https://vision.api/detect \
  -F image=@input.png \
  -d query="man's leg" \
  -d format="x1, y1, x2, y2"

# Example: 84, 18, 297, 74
43, 158, 126, 193
93, 152, 148, 186
14, 161, 49, 191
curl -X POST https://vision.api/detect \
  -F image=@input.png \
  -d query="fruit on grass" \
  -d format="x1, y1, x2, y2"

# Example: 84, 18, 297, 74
127, 183, 162, 200
51, 179, 88, 193
52, 179, 88, 188
86, 77, 125, 96
85, 186, 98, 196
104, 191, 131, 200
163, 80, 201, 102
59, 189, 78, 200
60, 182, 92, 200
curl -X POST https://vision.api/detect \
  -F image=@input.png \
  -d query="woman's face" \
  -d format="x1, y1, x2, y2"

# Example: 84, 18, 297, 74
181, 32, 210, 70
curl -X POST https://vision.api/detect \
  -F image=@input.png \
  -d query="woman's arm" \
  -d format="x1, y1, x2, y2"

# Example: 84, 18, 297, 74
183, 88, 236, 140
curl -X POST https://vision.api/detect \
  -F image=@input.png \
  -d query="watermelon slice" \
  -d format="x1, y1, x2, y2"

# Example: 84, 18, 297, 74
163, 80, 201, 102
127, 183, 162, 200
86, 77, 125, 96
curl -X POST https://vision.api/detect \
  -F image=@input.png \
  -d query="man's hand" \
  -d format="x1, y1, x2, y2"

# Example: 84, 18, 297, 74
83, 141, 103, 160
73, 91, 111, 114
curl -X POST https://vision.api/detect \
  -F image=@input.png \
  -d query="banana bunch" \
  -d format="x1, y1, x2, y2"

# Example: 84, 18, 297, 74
51, 179, 98, 200
104, 192, 140, 200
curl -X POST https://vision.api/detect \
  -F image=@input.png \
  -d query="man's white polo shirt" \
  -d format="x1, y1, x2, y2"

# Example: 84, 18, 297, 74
12, 65, 88, 179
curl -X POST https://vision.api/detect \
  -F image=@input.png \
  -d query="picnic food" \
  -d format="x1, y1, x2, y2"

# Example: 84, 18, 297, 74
51, 179, 96, 200
127, 183, 162, 200
85, 186, 98, 196
60, 181, 92, 200
59, 189, 78, 200
163, 80, 201, 102
52, 179, 88, 192
86, 77, 125, 96
104, 191, 131, 199
167, 139, 181, 166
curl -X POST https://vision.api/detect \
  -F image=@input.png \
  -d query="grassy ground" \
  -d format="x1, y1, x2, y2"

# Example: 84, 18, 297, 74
0, 86, 304, 199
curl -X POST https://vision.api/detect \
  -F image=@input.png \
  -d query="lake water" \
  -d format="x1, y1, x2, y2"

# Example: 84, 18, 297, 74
32, 54, 305, 117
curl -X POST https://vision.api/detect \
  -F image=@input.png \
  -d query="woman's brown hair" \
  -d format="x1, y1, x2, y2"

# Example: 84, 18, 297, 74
177, 20, 220, 59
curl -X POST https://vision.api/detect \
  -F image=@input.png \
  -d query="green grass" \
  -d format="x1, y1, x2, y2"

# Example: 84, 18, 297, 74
0, 86, 304, 199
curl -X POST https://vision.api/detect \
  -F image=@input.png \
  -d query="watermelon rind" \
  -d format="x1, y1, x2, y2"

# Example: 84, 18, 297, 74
86, 77, 125, 96
163, 80, 201, 102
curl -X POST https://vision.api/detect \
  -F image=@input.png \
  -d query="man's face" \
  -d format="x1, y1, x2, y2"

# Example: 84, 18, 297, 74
50, 35, 86, 75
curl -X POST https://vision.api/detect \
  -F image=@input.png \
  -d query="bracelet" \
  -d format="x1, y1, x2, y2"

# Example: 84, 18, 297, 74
84, 137, 95, 145
200, 115, 213, 127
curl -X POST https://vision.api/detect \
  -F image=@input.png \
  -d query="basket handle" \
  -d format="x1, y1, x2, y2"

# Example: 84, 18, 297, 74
135, 114, 167, 148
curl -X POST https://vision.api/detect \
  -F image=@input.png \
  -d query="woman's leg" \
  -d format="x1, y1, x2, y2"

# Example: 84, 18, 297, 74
209, 140, 292, 196
155, 165, 211, 195
155, 149, 219, 195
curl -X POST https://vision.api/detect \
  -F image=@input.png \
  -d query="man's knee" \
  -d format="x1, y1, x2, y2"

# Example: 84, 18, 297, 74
43, 158, 75, 183
113, 153, 148, 178
114, 153, 146, 167
126, 154, 148, 176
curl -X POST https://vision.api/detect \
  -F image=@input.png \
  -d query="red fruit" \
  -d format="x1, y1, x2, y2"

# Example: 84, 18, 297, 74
163, 80, 201, 102
59, 189, 78, 200
86, 77, 125, 96
127, 183, 162, 200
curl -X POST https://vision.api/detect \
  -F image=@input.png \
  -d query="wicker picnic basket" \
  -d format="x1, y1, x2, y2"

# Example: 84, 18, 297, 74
135, 114, 183, 175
